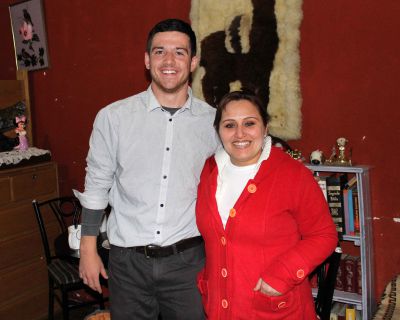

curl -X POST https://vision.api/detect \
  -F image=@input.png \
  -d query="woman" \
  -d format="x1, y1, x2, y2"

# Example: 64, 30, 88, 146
196, 90, 338, 319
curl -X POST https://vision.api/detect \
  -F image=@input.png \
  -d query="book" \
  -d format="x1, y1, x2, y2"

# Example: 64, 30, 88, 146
347, 187, 355, 235
343, 255, 358, 293
356, 257, 362, 294
343, 188, 350, 235
344, 176, 357, 189
314, 174, 328, 200
345, 306, 356, 320
330, 302, 346, 320
353, 192, 360, 235
326, 174, 348, 238
318, 177, 328, 200
335, 254, 347, 291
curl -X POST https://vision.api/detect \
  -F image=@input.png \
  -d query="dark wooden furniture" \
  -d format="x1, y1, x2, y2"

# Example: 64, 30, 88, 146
32, 196, 106, 320
0, 161, 59, 319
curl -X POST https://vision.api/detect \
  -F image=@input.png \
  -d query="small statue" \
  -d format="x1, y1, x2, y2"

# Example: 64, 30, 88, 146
14, 115, 29, 151
286, 149, 305, 162
310, 149, 324, 165
325, 137, 352, 166
336, 137, 351, 165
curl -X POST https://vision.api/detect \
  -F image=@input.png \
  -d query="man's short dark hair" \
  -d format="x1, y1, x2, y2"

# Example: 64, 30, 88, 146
146, 18, 197, 57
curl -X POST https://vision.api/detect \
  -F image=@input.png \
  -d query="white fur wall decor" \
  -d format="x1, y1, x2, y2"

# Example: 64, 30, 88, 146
190, 0, 303, 140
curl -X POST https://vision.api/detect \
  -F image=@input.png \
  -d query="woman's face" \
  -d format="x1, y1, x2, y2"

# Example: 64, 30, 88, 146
218, 100, 267, 166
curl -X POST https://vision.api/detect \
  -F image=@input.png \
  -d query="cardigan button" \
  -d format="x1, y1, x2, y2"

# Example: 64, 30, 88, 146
278, 301, 287, 309
220, 236, 226, 246
296, 269, 305, 279
247, 183, 257, 193
221, 299, 228, 309
229, 208, 236, 218
221, 268, 228, 278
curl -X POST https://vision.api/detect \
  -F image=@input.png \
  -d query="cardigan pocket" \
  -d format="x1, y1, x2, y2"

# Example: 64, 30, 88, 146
251, 289, 301, 319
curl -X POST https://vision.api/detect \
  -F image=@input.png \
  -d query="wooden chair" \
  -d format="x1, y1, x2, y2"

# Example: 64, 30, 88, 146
312, 246, 342, 320
32, 196, 106, 320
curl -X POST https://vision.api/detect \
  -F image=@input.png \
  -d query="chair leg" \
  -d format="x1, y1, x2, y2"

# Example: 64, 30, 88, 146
48, 277, 55, 320
99, 292, 105, 310
61, 288, 69, 320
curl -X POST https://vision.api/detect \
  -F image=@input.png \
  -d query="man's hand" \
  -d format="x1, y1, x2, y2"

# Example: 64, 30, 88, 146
254, 278, 282, 296
79, 236, 108, 293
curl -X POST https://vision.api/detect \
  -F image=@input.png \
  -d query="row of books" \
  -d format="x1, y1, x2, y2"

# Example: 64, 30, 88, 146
315, 173, 360, 238
335, 254, 362, 294
330, 303, 362, 320
310, 254, 362, 294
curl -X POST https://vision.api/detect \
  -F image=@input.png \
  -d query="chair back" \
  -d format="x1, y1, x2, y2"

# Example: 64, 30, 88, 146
313, 246, 342, 320
32, 196, 81, 264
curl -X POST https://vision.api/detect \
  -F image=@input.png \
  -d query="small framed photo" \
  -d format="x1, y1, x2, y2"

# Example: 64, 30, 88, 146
9, 0, 49, 71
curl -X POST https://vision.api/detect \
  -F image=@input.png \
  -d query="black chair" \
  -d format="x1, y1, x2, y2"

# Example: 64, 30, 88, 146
32, 196, 107, 320
311, 246, 342, 320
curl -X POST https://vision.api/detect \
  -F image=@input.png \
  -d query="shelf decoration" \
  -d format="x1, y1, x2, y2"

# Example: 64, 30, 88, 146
325, 137, 352, 166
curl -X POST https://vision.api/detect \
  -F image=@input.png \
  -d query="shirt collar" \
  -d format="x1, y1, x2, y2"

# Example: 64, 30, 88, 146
215, 136, 272, 172
146, 86, 197, 114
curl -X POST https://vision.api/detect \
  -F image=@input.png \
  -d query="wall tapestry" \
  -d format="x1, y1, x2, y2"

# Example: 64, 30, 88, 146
190, 0, 303, 140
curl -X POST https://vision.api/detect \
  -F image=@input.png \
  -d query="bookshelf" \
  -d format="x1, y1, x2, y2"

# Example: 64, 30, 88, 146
306, 164, 376, 320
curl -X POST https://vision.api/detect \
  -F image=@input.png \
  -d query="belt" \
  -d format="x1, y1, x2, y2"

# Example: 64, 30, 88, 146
131, 236, 203, 258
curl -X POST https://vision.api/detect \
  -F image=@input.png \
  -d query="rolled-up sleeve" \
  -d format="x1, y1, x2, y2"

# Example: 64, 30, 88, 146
74, 106, 118, 210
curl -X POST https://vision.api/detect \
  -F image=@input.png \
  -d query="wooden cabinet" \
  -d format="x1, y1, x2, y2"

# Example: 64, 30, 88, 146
0, 162, 59, 320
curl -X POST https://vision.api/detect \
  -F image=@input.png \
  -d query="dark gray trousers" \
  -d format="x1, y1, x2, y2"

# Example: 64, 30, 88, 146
108, 243, 205, 320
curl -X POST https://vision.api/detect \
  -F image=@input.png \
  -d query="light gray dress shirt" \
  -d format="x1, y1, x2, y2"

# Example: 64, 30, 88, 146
74, 86, 219, 247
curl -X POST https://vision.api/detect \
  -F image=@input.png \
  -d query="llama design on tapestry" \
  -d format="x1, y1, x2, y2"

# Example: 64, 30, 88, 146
190, 0, 303, 140
199, 0, 278, 109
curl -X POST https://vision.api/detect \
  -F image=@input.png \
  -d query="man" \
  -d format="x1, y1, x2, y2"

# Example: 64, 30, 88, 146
74, 19, 219, 319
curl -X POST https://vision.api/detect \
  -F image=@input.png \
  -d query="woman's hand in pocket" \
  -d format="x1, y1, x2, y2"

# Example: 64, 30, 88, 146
253, 278, 282, 296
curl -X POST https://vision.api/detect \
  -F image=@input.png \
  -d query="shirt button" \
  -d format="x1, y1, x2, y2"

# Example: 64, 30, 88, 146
221, 299, 228, 309
166, 147, 170, 151
169, 118, 172, 122
247, 183, 257, 193
160, 204, 164, 207
229, 208, 236, 218
221, 268, 228, 278
278, 301, 287, 309
296, 269, 305, 279
220, 236, 226, 246
163, 175, 167, 179
156, 231, 160, 234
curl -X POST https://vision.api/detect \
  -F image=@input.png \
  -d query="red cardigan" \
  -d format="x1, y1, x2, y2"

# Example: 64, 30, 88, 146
196, 147, 338, 319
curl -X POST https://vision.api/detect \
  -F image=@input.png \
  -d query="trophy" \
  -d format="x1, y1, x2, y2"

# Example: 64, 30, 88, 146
325, 137, 352, 166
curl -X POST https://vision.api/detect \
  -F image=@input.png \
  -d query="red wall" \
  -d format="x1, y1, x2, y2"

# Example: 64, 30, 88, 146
295, 0, 400, 299
1, 0, 399, 300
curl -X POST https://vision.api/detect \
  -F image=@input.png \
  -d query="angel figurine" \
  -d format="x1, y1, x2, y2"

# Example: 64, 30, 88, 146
14, 115, 29, 151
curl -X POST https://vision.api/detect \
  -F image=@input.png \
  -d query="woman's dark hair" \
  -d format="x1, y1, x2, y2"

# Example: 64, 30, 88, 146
146, 18, 197, 57
214, 89, 270, 130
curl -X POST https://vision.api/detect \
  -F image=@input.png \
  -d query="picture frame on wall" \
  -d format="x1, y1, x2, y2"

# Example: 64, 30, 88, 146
9, 0, 49, 71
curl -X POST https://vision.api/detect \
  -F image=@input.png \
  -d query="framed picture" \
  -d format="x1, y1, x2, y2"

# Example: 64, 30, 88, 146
9, 0, 49, 71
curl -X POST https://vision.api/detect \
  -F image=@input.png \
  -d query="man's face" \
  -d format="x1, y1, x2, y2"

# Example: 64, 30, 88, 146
145, 31, 198, 95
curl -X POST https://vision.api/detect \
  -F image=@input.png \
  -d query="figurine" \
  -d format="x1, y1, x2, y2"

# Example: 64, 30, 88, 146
325, 137, 352, 166
286, 149, 305, 162
14, 115, 29, 151
310, 149, 324, 165
336, 137, 351, 165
